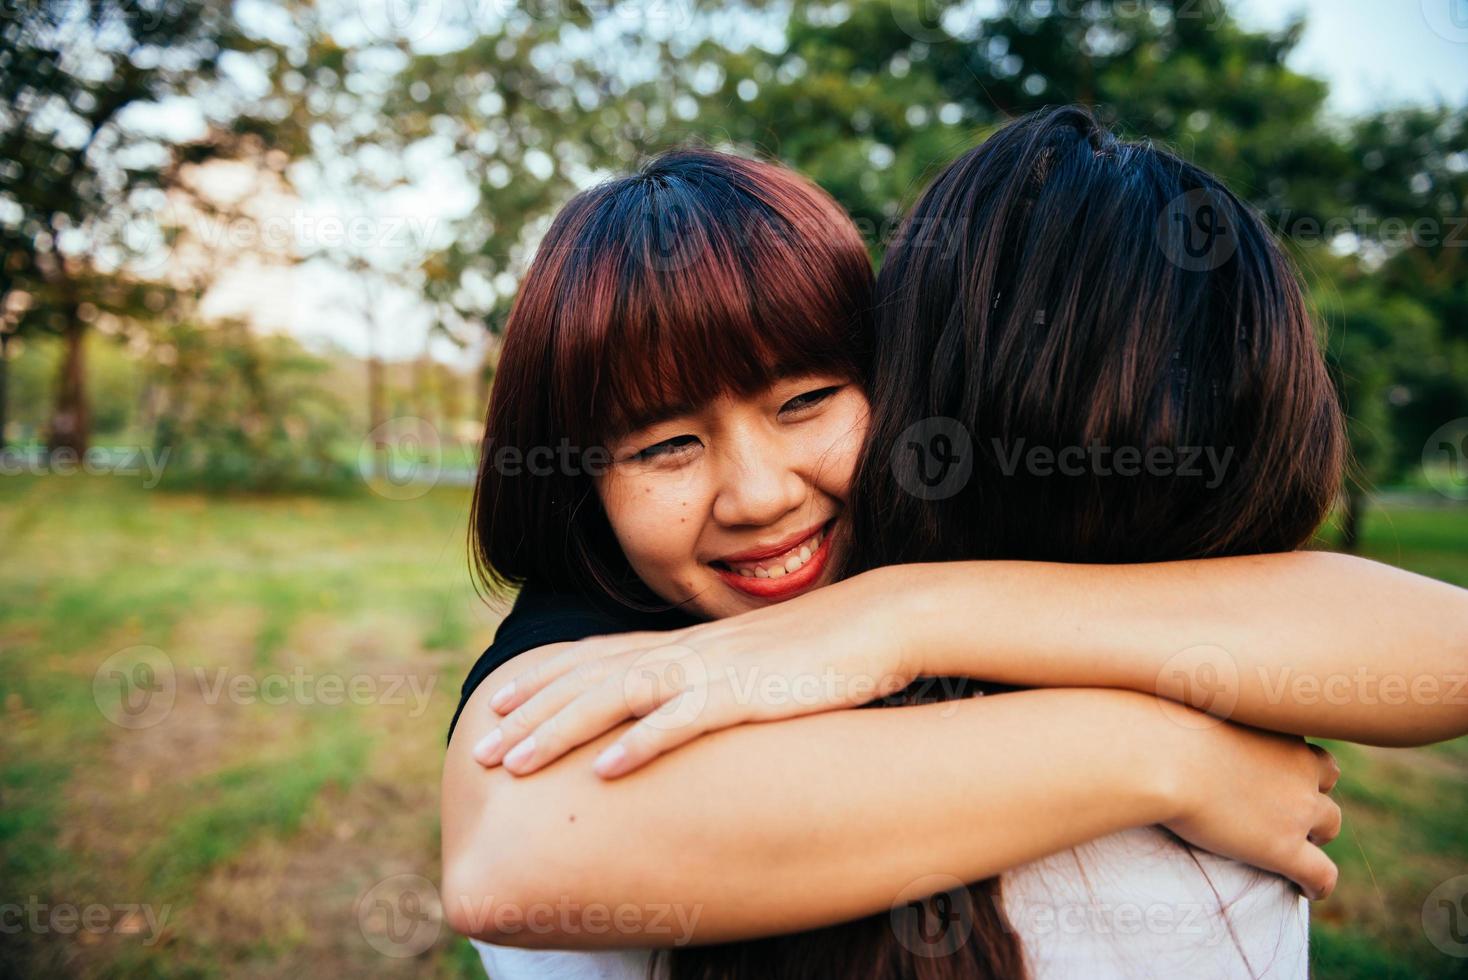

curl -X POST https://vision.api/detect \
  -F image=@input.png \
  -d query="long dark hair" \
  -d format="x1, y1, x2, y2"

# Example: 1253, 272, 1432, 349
849, 106, 1343, 571
666, 107, 1344, 979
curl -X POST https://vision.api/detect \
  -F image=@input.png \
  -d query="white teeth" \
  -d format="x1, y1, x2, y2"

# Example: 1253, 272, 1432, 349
723, 523, 829, 580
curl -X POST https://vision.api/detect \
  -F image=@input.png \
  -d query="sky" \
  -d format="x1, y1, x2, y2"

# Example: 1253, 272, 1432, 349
1235, 0, 1467, 116
204, 0, 1468, 366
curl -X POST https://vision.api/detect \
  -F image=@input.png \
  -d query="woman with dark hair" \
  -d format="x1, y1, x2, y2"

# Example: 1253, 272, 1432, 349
442, 116, 1468, 979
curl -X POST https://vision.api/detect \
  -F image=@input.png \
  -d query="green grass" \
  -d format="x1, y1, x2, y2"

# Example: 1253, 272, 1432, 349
141, 724, 372, 900
0, 473, 488, 978
0, 472, 1463, 977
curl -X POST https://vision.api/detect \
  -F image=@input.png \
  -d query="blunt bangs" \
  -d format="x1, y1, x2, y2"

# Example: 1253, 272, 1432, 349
546, 150, 873, 444
473, 148, 872, 599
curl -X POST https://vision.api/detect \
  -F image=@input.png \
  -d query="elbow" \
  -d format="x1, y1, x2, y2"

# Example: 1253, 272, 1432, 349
441, 832, 582, 947
440, 783, 619, 948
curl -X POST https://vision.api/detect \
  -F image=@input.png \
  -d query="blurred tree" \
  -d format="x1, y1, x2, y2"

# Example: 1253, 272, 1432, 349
1335, 106, 1468, 470
145, 316, 353, 492
0, 0, 315, 454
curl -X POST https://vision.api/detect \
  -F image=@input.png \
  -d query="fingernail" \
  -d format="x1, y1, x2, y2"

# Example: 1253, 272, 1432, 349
593, 743, 627, 778
503, 736, 536, 771
473, 729, 503, 764
489, 682, 515, 712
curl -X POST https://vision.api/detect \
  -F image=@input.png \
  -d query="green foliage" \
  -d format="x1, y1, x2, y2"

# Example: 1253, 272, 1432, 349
145, 320, 357, 493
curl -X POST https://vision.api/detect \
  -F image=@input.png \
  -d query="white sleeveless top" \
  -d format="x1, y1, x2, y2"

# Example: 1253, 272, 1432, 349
471, 826, 1307, 979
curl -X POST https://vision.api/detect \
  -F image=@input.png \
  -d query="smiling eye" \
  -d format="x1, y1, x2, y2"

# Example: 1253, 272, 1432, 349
632, 435, 701, 461
780, 385, 843, 415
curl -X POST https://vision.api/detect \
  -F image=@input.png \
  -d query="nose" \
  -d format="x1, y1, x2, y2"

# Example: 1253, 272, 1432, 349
710, 423, 807, 529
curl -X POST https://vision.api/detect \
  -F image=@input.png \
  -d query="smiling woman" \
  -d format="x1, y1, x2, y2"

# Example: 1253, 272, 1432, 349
470, 149, 873, 614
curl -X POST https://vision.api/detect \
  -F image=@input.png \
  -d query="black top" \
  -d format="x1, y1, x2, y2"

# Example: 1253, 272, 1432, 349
447, 583, 697, 742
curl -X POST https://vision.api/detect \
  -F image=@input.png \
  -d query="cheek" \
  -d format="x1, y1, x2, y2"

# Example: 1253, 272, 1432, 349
597, 472, 710, 592
810, 398, 870, 502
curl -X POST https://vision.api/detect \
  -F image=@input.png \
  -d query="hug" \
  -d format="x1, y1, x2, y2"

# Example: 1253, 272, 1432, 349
440, 106, 1468, 980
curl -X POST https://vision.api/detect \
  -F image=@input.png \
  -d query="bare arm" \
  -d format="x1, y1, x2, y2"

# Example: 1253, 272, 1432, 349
478, 551, 1466, 784
442, 644, 1339, 948
909, 552, 1468, 747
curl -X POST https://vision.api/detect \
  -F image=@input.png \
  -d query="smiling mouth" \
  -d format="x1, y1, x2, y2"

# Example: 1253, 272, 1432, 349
709, 519, 835, 600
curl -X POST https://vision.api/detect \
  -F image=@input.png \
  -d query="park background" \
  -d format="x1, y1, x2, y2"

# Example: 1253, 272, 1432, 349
2, 0, 1466, 975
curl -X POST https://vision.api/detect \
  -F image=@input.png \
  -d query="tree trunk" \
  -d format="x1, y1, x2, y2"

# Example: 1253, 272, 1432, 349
49, 317, 88, 455
1339, 486, 1365, 554
0, 333, 9, 454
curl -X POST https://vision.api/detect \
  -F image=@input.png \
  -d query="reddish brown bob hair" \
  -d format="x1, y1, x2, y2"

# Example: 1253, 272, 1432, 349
470, 149, 874, 605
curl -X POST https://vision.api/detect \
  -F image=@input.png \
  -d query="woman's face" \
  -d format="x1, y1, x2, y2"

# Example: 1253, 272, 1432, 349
597, 373, 869, 620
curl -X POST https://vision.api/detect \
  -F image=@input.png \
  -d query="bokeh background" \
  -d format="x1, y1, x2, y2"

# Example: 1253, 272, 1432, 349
2, 0, 1466, 976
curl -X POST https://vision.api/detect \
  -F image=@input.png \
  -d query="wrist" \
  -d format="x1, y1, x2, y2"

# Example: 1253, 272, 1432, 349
1141, 705, 1209, 825
901, 562, 985, 678
856, 563, 964, 679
